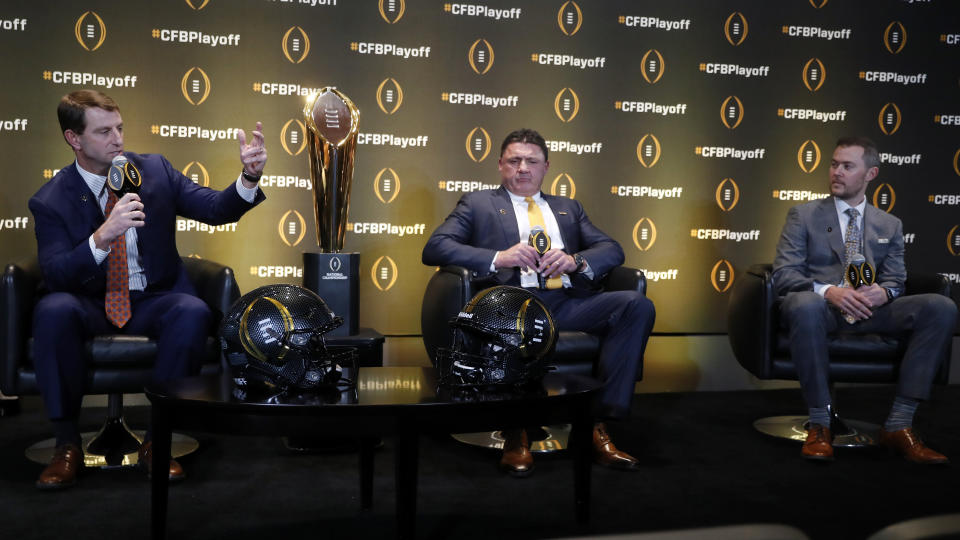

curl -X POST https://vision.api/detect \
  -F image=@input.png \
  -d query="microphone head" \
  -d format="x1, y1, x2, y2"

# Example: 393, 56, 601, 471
111, 154, 128, 167
528, 226, 549, 254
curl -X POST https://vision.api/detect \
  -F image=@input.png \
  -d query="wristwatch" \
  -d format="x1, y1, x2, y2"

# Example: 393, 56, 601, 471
573, 253, 585, 272
884, 287, 895, 302
241, 170, 261, 183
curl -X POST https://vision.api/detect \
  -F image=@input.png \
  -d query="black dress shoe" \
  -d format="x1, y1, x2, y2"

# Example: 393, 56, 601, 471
138, 441, 186, 482
36, 443, 83, 490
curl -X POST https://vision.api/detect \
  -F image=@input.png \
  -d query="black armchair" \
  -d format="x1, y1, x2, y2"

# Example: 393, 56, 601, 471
727, 263, 952, 445
1, 256, 240, 466
421, 264, 646, 450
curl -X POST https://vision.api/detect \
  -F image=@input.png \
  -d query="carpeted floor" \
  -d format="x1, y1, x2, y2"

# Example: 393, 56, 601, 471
1, 385, 958, 540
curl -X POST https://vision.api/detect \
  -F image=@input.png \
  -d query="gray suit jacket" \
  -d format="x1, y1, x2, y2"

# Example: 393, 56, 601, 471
772, 196, 905, 297
422, 186, 624, 289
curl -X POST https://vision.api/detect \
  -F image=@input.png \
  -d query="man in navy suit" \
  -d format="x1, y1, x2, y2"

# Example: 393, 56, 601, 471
423, 128, 655, 477
773, 136, 957, 463
29, 90, 267, 489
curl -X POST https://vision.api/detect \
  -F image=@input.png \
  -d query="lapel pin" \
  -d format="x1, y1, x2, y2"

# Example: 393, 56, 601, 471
499, 208, 506, 215
80, 194, 88, 202
827, 227, 832, 232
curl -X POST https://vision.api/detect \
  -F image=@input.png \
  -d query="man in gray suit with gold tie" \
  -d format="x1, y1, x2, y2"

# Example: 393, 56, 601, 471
773, 136, 957, 463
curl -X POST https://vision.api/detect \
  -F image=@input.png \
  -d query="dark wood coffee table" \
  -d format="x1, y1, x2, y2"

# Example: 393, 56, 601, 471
145, 366, 601, 539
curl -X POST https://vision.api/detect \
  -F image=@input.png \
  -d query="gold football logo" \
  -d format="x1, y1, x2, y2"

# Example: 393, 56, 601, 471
636, 134, 662, 168
282, 27, 310, 64
720, 96, 744, 130
74, 11, 106, 51
558, 1, 583, 36
803, 58, 826, 92
554, 88, 580, 123
716, 178, 740, 212
884, 21, 907, 54
632, 218, 657, 251
954, 148, 960, 177
724, 12, 748, 47
641, 49, 665, 84
872, 183, 896, 213
182, 161, 210, 187
878, 103, 902, 136
550, 173, 576, 199
281, 119, 308, 156
809, 0, 828, 7
468, 39, 495, 75
371, 255, 399, 291
185, 0, 210, 9
797, 140, 821, 173
181, 67, 211, 106
465, 127, 491, 162
379, 0, 406, 24
948, 225, 960, 256
376, 78, 404, 115
374, 168, 400, 204
711, 259, 735, 293
278, 210, 307, 247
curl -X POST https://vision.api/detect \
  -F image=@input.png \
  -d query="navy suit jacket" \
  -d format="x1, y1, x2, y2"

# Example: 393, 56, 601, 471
422, 186, 623, 289
29, 152, 265, 298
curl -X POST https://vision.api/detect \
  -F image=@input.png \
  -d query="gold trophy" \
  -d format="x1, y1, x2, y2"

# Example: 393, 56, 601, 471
304, 87, 360, 251
302, 88, 361, 335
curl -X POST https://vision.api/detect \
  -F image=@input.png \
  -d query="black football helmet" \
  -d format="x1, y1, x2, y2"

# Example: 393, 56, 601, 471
436, 286, 557, 388
219, 284, 355, 393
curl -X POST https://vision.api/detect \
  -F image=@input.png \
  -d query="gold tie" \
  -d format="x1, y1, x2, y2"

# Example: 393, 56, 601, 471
525, 196, 563, 289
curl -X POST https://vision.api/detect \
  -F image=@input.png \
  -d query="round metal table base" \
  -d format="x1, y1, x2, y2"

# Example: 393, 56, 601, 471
753, 415, 878, 447
25, 432, 199, 468
452, 424, 571, 453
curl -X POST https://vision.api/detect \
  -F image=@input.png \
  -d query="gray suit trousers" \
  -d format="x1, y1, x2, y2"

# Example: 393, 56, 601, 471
780, 291, 957, 407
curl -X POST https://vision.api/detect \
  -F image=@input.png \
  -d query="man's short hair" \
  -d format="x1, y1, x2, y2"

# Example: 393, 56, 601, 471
836, 136, 879, 170
57, 90, 119, 135
500, 128, 548, 162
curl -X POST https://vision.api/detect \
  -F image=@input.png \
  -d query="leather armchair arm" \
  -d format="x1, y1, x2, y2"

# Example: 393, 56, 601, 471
727, 263, 776, 379
420, 266, 477, 365
905, 271, 951, 298
601, 266, 646, 295
1, 258, 42, 394
181, 257, 241, 322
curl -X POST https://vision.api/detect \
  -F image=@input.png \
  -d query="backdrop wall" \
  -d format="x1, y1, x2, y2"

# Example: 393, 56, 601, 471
1, 0, 958, 343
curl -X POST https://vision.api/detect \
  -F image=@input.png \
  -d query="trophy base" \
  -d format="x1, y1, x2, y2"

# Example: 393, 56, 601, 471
303, 252, 359, 336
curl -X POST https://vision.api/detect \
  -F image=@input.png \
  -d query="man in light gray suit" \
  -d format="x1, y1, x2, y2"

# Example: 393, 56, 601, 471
773, 136, 957, 463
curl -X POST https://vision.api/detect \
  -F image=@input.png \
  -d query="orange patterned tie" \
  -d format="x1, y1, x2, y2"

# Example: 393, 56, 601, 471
104, 190, 131, 327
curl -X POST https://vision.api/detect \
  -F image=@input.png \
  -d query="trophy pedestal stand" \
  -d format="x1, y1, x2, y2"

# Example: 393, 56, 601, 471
303, 252, 359, 337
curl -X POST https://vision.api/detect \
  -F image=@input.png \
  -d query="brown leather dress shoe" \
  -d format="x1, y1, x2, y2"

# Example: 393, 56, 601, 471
593, 423, 639, 471
879, 428, 949, 465
801, 425, 834, 461
500, 429, 534, 477
36, 443, 83, 490
138, 441, 186, 481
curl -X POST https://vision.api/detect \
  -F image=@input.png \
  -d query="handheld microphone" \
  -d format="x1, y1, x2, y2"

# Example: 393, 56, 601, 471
528, 225, 550, 289
106, 154, 142, 197
842, 254, 876, 324
845, 254, 876, 288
